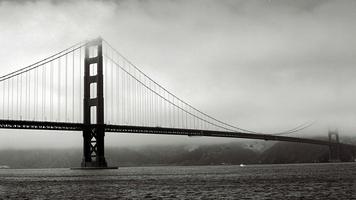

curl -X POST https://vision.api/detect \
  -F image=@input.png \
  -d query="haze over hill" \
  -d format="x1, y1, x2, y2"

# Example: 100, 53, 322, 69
1, 139, 355, 169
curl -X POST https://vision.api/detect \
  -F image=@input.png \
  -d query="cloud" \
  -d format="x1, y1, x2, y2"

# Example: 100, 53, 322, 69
0, 0, 356, 148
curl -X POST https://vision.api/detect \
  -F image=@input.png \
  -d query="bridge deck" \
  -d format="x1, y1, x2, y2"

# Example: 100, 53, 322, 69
0, 120, 354, 149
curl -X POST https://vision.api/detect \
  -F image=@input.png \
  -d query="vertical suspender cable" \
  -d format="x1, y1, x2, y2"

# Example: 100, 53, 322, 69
2, 81, 4, 119
127, 65, 130, 124
163, 89, 165, 127
138, 73, 141, 126
143, 77, 146, 126
161, 87, 163, 126
8, 78, 11, 119
132, 69, 135, 125
27, 71, 30, 119
79, 47, 82, 123
175, 98, 178, 128
8, 79, 12, 119
111, 50, 114, 124
7, 79, 10, 119
58, 58, 61, 121
123, 62, 126, 124
165, 92, 167, 127
11, 78, 14, 119
155, 84, 157, 126
127, 67, 130, 124
4, 81, 6, 119
131, 68, 134, 124
158, 87, 161, 126
185, 102, 188, 129
145, 77, 148, 126
26, 72, 31, 120
34, 68, 37, 120
125, 64, 131, 124
43, 65, 46, 120
154, 84, 157, 125
172, 97, 175, 128
193, 109, 195, 129
32, 68, 37, 121
138, 73, 140, 126
174, 98, 177, 128
35, 67, 39, 120
7, 78, 10, 119
156, 86, 158, 126
151, 81, 154, 126
149, 81, 151, 126
120, 60, 123, 124
31, 69, 33, 120
160, 87, 162, 126
50, 61, 53, 120
72, 51, 75, 122
31, 70, 34, 120
25, 74, 27, 120
42, 66, 46, 121
118, 50, 121, 124
148, 81, 154, 125
136, 71, 138, 125
125, 64, 128, 124
168, 94, 171, 127
65, 54, 68, 121
181, 101, 184, 129
19, 74, 22, 120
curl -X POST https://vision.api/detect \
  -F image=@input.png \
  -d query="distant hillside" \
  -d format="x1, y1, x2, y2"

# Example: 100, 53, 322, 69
260, 140, 356, 164
0, 142, 259, 168
259, 142, 330, 164
0, 149, 81, 168
0, 140, 355, 168
106, 143, 259, 167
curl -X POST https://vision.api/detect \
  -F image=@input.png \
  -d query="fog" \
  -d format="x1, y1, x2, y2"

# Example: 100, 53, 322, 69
0, 0, 355, 149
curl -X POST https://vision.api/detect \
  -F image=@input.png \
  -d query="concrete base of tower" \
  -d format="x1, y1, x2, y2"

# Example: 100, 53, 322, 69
71, 157, 116, 169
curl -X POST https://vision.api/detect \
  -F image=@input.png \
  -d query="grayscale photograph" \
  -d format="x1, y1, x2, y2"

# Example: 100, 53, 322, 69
0, 0, 355, 199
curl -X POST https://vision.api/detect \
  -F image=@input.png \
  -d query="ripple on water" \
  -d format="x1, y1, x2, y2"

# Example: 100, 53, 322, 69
0, 163, 355, 199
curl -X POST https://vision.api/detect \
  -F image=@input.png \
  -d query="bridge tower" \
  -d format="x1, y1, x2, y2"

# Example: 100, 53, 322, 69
81, 38, 108, 168
328, 130, 341, 162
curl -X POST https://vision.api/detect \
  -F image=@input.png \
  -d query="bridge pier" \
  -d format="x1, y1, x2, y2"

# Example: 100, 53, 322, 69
80, 37, 110, 168
328, 130, 341, 162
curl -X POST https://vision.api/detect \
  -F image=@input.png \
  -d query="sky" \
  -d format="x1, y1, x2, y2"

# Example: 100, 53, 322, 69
0, 0, 355, 149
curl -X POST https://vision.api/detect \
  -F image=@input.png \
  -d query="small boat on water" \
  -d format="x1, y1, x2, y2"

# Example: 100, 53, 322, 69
0, 165, 10, 169
239, 164, 245, 167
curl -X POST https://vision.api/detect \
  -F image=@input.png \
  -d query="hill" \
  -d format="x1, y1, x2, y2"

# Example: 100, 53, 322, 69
0, 140, 355, 168
0, 142, 259, 168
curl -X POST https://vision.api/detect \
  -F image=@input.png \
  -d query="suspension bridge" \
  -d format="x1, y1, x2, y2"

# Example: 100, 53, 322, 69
0, 37, 354, 168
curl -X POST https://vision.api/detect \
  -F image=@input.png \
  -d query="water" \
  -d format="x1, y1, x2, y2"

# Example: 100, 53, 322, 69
0, 163, 355, 199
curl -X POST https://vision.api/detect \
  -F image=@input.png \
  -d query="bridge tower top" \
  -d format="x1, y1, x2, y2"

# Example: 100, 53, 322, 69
328, 129, 340, 144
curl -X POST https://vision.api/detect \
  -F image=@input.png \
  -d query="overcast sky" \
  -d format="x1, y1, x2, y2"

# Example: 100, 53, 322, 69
0, 0, 355, 149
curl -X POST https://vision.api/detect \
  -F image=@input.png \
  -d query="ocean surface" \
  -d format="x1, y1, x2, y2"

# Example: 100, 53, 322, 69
0, 163, 355, 199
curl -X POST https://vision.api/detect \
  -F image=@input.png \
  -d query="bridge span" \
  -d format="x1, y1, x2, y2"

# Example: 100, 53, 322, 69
0, 119, 355, 151
0, 37, 355, 168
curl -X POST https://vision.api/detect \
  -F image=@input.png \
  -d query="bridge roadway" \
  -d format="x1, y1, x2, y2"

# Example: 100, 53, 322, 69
0, 120, 355, 150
